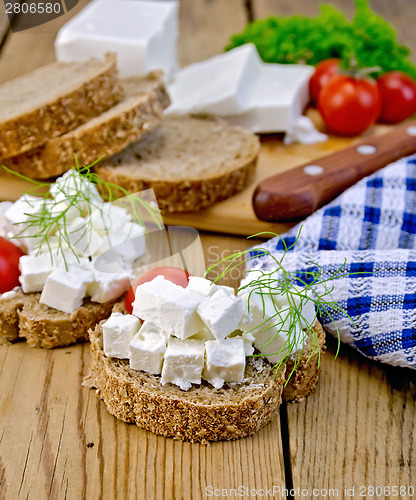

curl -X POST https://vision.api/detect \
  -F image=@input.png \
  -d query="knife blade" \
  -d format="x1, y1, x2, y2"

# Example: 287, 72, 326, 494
253, 121, 416, 222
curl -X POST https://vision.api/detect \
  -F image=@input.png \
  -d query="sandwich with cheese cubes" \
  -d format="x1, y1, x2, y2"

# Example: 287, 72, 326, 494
84, 271, 326, 444
0, 169, 152, 348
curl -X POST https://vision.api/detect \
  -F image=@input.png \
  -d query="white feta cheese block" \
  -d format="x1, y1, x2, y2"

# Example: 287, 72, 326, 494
133, 276, 204, 339
129, 322, 167, 374
225, 63, 314, 132
161, 338, 205, 390
67, 216, 104, 257
167, 44, 261, 115
187, 276, 234, 297
99, 222, 146, 263
203, 338, 246, 389
241, 331, 255, 356
197, 289, 244, 341
0, 201, 13, 238
55, 0, 179, 79
253, 308, 306, 364
103, 312, 141, 359
19, 254, 57, 293
89, 203, 132, 234
273, 286, 317, 330
87, 267, 131, 303
39, 265, 94, 313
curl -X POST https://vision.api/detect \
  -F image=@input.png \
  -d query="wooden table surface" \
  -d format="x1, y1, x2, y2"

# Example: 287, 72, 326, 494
0, 1, 415, 499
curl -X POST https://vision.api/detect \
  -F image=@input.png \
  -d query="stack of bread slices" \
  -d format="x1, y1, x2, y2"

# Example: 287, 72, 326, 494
0, 54, 260, 213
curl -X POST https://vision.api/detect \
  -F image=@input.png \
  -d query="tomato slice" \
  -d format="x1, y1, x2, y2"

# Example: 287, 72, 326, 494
0, 236, 23, 293
125, 266, 190, 314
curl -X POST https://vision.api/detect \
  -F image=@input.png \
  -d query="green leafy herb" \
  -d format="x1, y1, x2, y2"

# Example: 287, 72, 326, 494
205, 230, 356, 383
2, 158, 162, 269
226, 0, 416, 79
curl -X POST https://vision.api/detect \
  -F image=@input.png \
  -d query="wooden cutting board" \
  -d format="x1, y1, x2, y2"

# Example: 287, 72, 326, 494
0, 110, 392, 236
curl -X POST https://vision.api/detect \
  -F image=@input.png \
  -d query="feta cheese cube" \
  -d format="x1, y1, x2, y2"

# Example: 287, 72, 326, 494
189, 327, 216, 342
129, 322, 167, 374
197, 289, 244, 340
103, 312, 141, 359
19, 254, 57, 293
203, 338, 246, 389
133, 276, 204, 339
238, 287, 279, 332
161, 338, 205, 390
187, 276, 234, 297
39, 265, 94, 313
87, 268, 131, 303
67, 216, 103, 257
56, 0, 179, 79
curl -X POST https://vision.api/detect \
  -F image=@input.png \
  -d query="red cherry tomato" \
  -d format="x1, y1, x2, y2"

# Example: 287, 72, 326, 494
125, 266, 190, 314
318, 74, 381, 136
0, 236, 23, 293
377, 71, 416, 124
309, 58, 340, 104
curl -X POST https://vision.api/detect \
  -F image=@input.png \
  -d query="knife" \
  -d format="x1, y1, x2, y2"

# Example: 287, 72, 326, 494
253, 121, 416, 222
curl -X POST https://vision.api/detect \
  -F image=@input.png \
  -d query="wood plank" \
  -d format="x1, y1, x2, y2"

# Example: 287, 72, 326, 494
286, 337, 416, 498
178, 0, 248, 66
0, 234, 287, 499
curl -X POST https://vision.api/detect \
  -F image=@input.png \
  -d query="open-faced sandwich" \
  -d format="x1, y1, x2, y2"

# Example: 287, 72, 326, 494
84, 267, 326, 443
0, 169, 154, 348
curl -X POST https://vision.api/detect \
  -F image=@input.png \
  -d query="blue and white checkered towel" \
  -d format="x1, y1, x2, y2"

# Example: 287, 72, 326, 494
247, 154, 416, 370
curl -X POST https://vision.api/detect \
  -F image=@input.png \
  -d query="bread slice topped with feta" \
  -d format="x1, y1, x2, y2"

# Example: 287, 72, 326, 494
2, 72, 170, 180
84, 273, 325, 443
0, 169, 151, 348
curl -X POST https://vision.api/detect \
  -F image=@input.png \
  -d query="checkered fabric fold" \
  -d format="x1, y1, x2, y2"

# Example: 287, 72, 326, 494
247, 155, 416, 369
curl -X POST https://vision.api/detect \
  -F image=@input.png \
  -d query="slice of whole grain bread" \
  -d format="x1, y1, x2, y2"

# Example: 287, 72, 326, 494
0, 54, 122, 159
0, 288, 120, 349
96, 115, 260, 213
84, 317, 325, 443
2, 72, 170, 179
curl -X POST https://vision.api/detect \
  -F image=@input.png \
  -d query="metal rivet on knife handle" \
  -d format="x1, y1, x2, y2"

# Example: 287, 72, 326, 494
252, 120, 416, 223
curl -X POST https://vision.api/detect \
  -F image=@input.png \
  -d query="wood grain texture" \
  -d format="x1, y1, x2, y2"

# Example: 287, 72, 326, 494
286, 337, 416, 498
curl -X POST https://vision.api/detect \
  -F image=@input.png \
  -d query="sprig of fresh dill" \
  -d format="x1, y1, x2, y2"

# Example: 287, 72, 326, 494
2, 158, 162, 269
225, 0, 416, 79
205, 229, 358, 384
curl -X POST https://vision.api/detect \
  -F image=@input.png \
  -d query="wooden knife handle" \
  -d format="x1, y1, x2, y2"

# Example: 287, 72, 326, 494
253, 121, 416, 222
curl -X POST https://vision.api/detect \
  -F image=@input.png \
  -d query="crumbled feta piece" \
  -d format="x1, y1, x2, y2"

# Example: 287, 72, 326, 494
187, 276, 234, 297
129, 322, 167, 374
0, 287, 20, 300
49, 170, 102, 213
203, 338, 246, 389
87, 267, 131, 303
103, 312, 141, 359
19, 254, 57, 293
161, 338, 205, 390
253, 308, 306, 364
197, 289, 244, 340
89, 203, 132, 234
274, 286, 317, 329
67, 217, 103, 257
39, 265, 94, 313
133, 276, 204, 339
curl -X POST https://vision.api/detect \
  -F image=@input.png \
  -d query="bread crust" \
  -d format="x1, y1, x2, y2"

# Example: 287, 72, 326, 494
2, 73, 170, 179
96, 116, 260, 213
283, 320, 326, 402
0, 54, 123, 159
0, 289, 119, 348
84, 320, 325, 443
